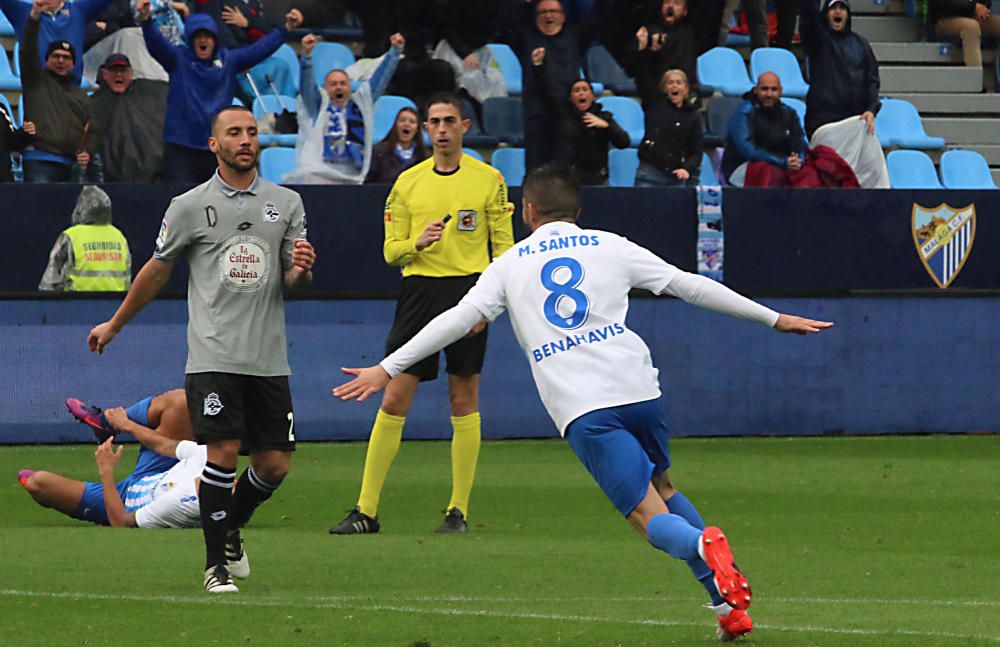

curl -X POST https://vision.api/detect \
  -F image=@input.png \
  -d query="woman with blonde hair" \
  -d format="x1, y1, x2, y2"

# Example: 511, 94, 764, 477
635, 68, 703, 187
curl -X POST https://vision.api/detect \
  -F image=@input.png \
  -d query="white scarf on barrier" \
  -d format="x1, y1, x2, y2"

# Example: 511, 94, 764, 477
809, 115, 890, 189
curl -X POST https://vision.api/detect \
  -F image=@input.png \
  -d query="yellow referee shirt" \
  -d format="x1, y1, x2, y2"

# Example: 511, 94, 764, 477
383, 154, 515, 277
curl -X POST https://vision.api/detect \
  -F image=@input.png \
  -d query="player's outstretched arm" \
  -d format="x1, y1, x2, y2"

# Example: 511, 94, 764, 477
333, 366, 392, 402
104, 407, 179, 457
773, 314, 833, 335
88, 257, 173, 353
95, 438, 138, 528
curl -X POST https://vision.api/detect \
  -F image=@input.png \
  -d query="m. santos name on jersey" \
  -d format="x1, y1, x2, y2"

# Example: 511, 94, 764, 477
518, 234, 600, 256
531, 322, 626, 362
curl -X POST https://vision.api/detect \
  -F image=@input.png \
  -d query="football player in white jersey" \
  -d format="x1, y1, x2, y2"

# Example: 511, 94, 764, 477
333, 164, 833, 641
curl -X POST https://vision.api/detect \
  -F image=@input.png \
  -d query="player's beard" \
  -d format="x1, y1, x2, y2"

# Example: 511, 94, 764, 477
219, 146, 258, 173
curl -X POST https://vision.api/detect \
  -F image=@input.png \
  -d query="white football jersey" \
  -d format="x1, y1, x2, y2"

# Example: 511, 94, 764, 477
461, 222, 684, 434
132, 440, 207, 529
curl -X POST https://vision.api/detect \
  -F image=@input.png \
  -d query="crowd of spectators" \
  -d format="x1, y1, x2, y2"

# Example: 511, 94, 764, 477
0, 0, 988, 191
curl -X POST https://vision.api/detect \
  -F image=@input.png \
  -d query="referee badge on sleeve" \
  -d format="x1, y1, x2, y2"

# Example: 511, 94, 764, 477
457, 210, 478, 231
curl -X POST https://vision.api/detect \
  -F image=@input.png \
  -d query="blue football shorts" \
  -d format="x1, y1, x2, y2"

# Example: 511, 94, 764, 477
565, 399, 672, 517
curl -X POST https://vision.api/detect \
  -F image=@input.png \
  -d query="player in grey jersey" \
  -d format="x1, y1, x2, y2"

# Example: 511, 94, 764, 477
88, 105, 316, 594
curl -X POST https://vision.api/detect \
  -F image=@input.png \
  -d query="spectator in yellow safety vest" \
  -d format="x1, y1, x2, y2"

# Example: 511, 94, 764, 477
38, 185, 132, 292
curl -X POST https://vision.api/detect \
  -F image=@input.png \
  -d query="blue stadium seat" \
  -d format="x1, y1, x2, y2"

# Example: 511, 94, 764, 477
875, 98, 945, 149
586, 45, 636, 95
311, 42, 355, 88
490, 147, 525, 186
703, 96, 743, 147
697, 47, 753, 97
749, 48, 809, 98
373, 94, 418, 142
0, 11, 14, 37
886, 149, 942, 189
608, 148, 638, 187
700, 152, 718, 185
483, 96, 524, 145
0, 43, 20, 91
486, 43, 521, 95
252, 95, 298, 146
259, 147, 297, 184
271, 44, 300, 94
780, 96, 807, 130
598, 96, 643, 147
939, 149, 997, 189
462, 148, 484, 161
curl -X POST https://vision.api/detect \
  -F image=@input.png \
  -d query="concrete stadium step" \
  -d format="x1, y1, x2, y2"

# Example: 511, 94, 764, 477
889, 92, 1000, 115
992, 169, 1000, 185
955, 144, 1000, 165
880, 66, 983, 92
871, 42, 964, 64
924, 117, 1000, 144
852, 15, 921, 42
853, 0, 908, 13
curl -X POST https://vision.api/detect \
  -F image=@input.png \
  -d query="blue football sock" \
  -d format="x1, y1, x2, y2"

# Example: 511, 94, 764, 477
646, 513, 702, 560
667, 491, 725, 606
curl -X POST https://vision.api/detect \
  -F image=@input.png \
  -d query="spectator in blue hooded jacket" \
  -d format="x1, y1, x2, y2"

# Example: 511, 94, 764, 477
0, 0, 116, 82
135, 0, 303, 183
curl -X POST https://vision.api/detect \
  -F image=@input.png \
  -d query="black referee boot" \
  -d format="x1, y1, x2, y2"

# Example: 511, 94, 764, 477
435, 507, 467, 533
329, 507, 380, 535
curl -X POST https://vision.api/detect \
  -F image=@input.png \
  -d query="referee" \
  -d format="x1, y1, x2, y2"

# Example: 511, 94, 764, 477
88, 106, 316, 593
330, 92, 514, 535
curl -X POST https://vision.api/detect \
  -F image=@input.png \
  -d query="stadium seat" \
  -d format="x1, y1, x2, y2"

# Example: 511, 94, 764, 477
271, 44, 301, 94
373, 94, 418, 142
703, 96, 743, 147
486, 43, 521, 95
491, 147, 525, 186
586, 45, 635, 94
259, 147, 297, 184
875, 98, 945, 149
462, 148, 484, 161
749, 48, 809, 98
599, 96, 644, 147
0, 11, 14, 37
939, 149, 998, 189
697, 47, 753, 97
780, 96, 807, 130
0, 44, 20, 91
311, 42, 355, 88
252, 95, 298, 146
886, 149, 942, 189
700, 152, 719, 185
608, 148, 638, 187
483, 96, 524, 145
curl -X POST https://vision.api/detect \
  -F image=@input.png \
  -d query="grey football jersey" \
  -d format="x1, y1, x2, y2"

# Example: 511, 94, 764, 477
154, 172, 307, 376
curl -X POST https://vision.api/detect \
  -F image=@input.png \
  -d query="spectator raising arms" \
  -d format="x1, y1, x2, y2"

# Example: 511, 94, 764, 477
365, 106, 428, 185
626, 0, 701, 108
532, 47, 629, 186
285, 32, 404, 185
636, 69, 703, 187
135, 0, 303, 183
20, 1, 97, 183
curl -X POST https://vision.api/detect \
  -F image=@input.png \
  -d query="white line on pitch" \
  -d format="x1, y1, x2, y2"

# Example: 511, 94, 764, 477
0, 589, 996, 643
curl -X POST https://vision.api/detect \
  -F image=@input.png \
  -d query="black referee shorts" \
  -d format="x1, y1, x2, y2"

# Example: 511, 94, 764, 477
185, 372, 296, 453
385, 274, 488, 382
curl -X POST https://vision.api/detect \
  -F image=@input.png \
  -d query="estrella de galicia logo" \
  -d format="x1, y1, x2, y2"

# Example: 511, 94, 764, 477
263, 201, 281, 223
912, 203, 976, 288
203, 393, 224, 416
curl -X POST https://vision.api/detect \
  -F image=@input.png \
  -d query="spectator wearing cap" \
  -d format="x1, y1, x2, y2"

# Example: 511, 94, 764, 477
0, 0, 117, 82
90, 52, 169, 182
20, 1, 97, 182
134, 0, 303, 183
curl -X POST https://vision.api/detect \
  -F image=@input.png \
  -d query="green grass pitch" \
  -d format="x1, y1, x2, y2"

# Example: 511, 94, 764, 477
1, 435, 998, 646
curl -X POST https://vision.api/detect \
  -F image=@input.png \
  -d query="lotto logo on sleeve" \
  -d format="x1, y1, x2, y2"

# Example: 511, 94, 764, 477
203, 393, 224, 416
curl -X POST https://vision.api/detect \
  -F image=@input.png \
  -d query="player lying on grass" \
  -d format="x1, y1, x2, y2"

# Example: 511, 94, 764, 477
18, 390, 248, 577
333, 164, 833, 641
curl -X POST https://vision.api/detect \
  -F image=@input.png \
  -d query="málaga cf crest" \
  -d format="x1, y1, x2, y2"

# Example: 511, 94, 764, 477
911, 203, 976, 288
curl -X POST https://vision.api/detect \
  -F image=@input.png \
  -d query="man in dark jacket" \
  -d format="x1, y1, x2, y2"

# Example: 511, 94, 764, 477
800, 0, 880, 138
20, 1, 97, 182
135, 0, 302, 183
624, 0, 700, 108
721, 71, 807, 186
90, 53, 168, 182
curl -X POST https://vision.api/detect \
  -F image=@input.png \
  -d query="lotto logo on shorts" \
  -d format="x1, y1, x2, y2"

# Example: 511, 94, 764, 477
203, 393, 224, 416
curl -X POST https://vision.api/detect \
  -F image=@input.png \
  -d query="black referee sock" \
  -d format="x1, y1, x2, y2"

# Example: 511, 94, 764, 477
228, 466, 282, 530
200, 461, 236, 570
